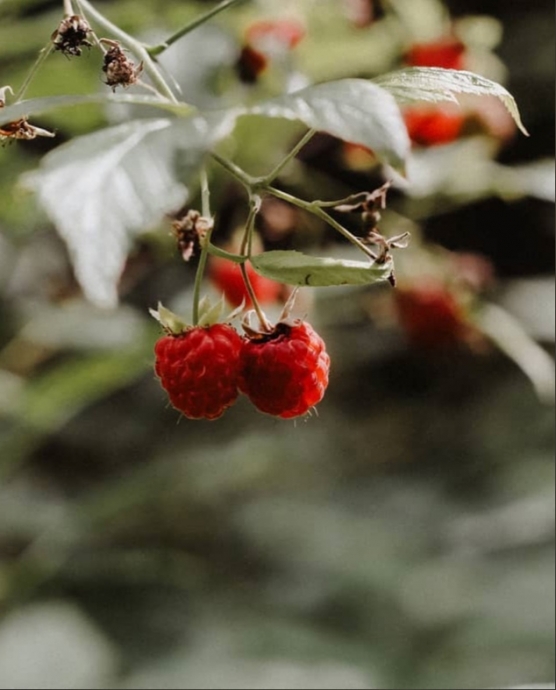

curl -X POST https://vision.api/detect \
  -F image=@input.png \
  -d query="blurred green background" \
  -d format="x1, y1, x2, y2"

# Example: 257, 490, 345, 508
0, 1, 554, 688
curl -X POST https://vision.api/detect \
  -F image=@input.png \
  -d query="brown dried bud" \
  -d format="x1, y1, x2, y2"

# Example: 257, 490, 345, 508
101, 40, 143, 91
52, 15, 93, 57
171, 210, 213, 262
0, 118, 55, 143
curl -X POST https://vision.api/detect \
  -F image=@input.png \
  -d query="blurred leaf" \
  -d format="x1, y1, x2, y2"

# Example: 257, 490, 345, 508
0, 94, 193, 127
249, 80, 410, 171
374, 67, 529, 135
250, 250, 393, 287
475, 302, 555, 405
0, 602, 118, 690
21, 348, 151, 431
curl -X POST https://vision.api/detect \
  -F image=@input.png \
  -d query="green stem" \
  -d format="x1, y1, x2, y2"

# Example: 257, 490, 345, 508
262, 128, 316, 185
192, 232, 213, 327
193, 168, 214, 326
14, 43, 53, 102
240, 202, 271, 332
200, 166, 211, 218
266, 186, 379, 260
206, 243, 246, 263
76, 0, 178, 103
212, 153, 379, 261
147, 0, 248, 57
211, 151, 257, 188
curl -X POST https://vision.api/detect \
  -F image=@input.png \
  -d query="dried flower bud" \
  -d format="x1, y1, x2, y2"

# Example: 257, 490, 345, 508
52, 14, 93, 57
172, 210, 213, 262
101, 40, 143, 90
0, 118, 55, 143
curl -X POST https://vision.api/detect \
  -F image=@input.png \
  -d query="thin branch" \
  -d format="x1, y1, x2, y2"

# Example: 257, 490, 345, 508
266, 186, 379, 260
147, 0, 248, 57
14, 43, 53, 102
262, 128, 316, 185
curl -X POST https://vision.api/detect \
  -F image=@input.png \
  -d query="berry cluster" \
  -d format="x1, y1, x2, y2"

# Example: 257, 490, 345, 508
154, 318, 330, 421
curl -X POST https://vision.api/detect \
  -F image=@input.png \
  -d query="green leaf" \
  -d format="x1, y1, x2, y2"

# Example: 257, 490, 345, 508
23, 119, 188, 307
22, 113, 236, 308
250, 250, 393, 287
248, 79, 410, 171
0, 93, 194, 127
373, 67, 529, 135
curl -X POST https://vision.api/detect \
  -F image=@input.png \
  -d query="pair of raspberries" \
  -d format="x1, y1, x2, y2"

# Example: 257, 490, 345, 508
154, 321, 330, 420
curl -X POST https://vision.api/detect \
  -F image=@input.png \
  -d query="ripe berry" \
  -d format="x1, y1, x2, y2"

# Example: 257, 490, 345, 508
404, 107, 465, 146
209, 257, 282, 308
236, 45, 269, 83
246, 19, 306, 51
405, 38, 466, 70
395, 284, 467, 350
239, 321, 330, 419
154, 324, 243, 420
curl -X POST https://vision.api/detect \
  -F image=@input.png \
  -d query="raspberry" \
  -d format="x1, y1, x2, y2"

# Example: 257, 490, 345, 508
246, 19, 306, 50
395, 284, 467, 349
236, 45, 269, 83
209, 257, 282, 308
154, 324, 243, 420
404, 107, 465, 146
239, 321, 330, 419
405, 38, 466, 70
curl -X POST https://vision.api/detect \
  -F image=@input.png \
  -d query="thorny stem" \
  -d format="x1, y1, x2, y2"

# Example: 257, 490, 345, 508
262, 128, 317, 185
193, 168, 214, 326
14, 43, 54, 102
147, 0, 248, 57
76, 0, 178, 103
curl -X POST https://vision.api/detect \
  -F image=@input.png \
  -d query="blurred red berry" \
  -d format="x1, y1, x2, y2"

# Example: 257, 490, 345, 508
246, 19, 306, 51
404, 107, 465, 146
239, 321, 330, 419
236, 45, 269, 83
395, 284, 468, 350
209, 257, 282, 308
405, 38, 466, 70
154, 325, 243, 420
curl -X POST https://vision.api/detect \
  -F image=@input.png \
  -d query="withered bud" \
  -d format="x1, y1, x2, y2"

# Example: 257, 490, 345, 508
52, 15, 93, 57
101, 40, 143, 90
0, 85, 14, 108
171, 210, 213, 262
0, 118, 55, 143
335, 181, 392, 216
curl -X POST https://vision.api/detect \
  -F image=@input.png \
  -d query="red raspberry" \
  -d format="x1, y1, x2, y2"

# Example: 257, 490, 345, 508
154, 324, 243, 420
395, 284, 467, 350
246, 19, 306, 50
405, 38, 466, 70
236, 45, 269, 83
239, 321, 330, 419
404, 107, 465, 146
209, 257, 282, 308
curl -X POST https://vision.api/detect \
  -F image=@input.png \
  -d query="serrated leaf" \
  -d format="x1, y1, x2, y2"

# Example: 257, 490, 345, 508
374, 67, 528, 135
24, 119, 188, 307
22, 112, 238, 308
0, 93, 194, 127
250, 250, 393, 287
248, 79, 410, 171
